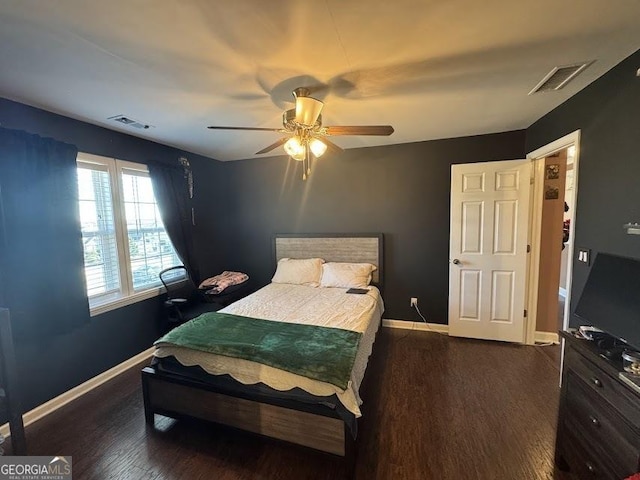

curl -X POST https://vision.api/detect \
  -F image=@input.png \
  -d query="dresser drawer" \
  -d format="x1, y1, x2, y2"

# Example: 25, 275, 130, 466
559, 424, 620, 480
565, 372, 640, 476
565, 346, 640, 428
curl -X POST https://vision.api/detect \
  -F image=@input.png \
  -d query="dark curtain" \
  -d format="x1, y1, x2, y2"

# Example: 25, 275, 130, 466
0, 127, 89, 339
148, 163, 200, 283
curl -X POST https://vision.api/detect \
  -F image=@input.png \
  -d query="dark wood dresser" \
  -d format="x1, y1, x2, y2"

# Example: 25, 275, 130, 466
556, 330, 640, 479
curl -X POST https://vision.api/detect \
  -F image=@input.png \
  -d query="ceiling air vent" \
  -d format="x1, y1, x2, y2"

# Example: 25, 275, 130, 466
107, 115, 153, 130
528, 62, 592, 95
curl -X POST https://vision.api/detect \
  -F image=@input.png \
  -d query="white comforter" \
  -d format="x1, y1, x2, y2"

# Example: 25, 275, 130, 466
154, 283, 384, 417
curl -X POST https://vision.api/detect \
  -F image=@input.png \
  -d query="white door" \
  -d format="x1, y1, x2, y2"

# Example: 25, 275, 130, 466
448, 159, 531, 342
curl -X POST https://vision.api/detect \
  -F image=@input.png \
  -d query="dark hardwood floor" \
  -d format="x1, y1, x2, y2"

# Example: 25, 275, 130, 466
12, 328, 575, 479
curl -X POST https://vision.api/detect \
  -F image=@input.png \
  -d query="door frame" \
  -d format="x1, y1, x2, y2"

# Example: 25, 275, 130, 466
524, 130, 581, 345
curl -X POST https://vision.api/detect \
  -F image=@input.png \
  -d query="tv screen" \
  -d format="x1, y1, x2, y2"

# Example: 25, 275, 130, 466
574, 252, 640, 350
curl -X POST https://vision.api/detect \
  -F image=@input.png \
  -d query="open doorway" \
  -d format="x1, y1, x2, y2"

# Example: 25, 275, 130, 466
526, 131, 580, 345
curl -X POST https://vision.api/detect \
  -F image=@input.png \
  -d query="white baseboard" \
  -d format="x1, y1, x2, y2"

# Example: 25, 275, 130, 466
0, 346, 155, 438
383, 318, 449, 334
534, 331, 560, 344
383, 319, 559, 345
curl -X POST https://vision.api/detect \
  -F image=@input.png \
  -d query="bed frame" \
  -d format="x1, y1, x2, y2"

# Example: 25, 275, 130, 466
141, 233, 383, 464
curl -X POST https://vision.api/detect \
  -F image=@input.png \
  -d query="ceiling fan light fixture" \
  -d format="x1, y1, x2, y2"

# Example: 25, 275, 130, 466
208, 87, 393, 180
295, 97, 324, 126
284, 136, 305, 160
309, 138, 327, 157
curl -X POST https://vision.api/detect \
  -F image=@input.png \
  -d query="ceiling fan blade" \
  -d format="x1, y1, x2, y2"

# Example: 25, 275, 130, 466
207, 126, 284, 132
319, 137, 344, 154
324, 125, 395, 136
255, 137, 289, 155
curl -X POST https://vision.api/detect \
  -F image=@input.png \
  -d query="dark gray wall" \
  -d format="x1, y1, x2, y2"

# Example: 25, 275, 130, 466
0, 97, 224, 411
9, 42, 636, 412
206, 131, 526, 323
525, 49, 640, 322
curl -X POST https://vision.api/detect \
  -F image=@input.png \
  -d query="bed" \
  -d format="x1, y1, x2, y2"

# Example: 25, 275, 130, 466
141, 233, 384, 462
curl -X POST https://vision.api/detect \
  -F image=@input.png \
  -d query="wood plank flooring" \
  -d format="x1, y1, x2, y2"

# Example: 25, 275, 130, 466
10, 328, 575, 479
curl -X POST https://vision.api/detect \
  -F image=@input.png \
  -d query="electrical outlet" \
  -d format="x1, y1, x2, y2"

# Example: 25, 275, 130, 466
410, 297, 418, 307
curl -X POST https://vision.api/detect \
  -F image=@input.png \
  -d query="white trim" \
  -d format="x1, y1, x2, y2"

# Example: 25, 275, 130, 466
525, 157, 545, 345
382, 319, 559, 346
534, 331, 560, 345
525, 130, 581, 345
0, 347, 155, 438
382, 319, 449, 334
527, 131, 581, 160
559, 287, 567, 298
76, 152, 112, 166
89, 286, 164, 316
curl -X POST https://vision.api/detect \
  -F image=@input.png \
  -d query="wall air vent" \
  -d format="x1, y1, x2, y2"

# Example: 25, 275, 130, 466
528, 62, 592, 95
107, 115, 153, 130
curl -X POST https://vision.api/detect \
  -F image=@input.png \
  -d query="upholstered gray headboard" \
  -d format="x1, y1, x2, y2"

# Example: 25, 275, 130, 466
273, 233, 384, 286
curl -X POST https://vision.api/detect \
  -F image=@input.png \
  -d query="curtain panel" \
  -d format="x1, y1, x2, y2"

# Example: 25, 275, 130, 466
0, 127, 89, 339
148, 163, 200, 283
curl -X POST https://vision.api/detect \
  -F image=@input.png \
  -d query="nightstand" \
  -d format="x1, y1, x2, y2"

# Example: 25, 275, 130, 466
200, 281, 250, 309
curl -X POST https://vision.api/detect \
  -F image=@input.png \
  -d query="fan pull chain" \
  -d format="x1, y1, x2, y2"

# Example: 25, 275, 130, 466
303, 145, 310, 180
302, 154, 307, 180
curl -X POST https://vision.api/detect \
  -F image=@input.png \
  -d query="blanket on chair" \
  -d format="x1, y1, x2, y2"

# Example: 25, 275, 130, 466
198, 271, 248, 294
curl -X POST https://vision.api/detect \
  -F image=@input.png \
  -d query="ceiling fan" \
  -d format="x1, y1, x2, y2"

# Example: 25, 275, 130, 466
207, 87, 394, 179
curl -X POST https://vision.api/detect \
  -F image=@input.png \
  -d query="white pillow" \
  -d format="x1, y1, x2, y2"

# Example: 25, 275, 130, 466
320, 262, 377, 289
271, 258, 324, 287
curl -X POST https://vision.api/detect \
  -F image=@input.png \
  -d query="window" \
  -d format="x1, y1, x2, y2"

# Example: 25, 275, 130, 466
77, 153, 182, 314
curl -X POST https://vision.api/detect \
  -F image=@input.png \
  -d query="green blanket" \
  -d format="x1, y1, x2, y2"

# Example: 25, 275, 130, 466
154, 312, 362, 390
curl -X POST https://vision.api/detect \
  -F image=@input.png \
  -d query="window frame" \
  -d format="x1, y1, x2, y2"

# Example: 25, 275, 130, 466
77, 152, 182, 316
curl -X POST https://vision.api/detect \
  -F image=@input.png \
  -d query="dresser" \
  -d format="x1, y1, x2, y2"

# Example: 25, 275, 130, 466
556, 331, 640, 479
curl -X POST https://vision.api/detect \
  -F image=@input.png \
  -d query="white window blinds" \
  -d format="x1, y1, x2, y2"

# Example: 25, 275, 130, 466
121, 169, 181, 290
77, 165, 121, 299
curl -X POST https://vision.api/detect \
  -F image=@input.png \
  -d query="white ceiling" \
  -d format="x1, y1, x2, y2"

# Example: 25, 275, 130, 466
1, 1, 639, 161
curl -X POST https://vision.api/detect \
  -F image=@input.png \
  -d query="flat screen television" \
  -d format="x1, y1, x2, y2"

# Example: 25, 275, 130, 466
574, 252, 640, 351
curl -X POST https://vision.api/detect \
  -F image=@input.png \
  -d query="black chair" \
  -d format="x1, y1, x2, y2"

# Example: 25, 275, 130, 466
159, 266, 219, 326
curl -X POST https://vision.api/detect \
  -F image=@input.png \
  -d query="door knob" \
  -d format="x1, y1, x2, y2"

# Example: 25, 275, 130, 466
452, 259, 461, 265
